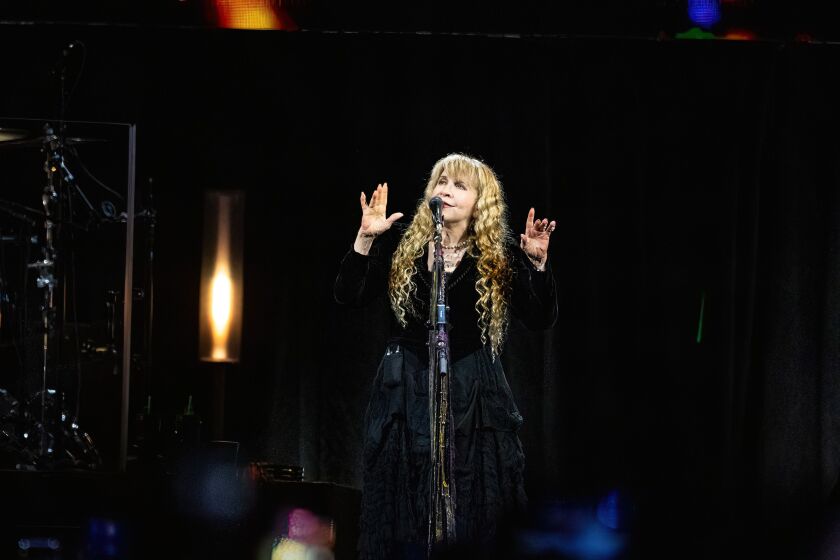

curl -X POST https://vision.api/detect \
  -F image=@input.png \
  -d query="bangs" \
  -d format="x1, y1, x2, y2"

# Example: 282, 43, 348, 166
433, 154, 482, 191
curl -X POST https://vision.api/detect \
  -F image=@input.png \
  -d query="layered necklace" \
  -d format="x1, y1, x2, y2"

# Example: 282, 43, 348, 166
441, 239, 468, 250
441, 239, 469, 272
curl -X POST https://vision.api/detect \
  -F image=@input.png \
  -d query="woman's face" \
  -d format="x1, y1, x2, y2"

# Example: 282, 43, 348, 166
430, 168, 478, 228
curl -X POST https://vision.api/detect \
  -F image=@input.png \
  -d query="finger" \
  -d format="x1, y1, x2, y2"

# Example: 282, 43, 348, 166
525, 208, 535, 236
370, 185, 381, 208
375, 183, 385, 207
547, 220, 557, 233
520, 233, 527, 249
381, 182, 389, 209
386, 212, 404, 224
360, 192, 368, 210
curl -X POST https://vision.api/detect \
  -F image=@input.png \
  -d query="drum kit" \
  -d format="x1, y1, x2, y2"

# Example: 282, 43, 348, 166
0, 122, 118, 470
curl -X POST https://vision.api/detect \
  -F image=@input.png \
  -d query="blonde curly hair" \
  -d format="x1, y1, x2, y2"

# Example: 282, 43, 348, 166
389, 153, 512, 357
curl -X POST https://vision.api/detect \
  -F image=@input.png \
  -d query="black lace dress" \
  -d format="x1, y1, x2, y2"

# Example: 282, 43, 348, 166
334, 224, 557, 559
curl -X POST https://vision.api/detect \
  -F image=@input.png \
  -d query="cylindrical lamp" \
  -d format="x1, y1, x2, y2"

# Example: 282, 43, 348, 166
199, 191, 244, 363
199, 191, 244, 439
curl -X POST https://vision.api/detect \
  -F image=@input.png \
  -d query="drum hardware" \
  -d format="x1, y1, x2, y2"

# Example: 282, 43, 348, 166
0, 387, 19, 417
0, 127, 29, 143
249, 462, 305, 483
0, 153, 133, 468
0, 206, 37, 349
28, 118, 114, 462
0, 42, 115, 470
24, 389, 101, 469
0, 198, 40, 227
66, 144, 124, 203
0, 44, 156, 471
80, 340, 117, 356
0, 120, 104, 152
0, 134, 107, 149
28, 132, 61, 461
0, 388, 34, 468
0, 384, 103, 470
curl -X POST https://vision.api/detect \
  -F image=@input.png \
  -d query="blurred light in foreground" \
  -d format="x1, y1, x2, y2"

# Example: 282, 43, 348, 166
517, 500, 627, 559
696, 291, 705, 344
688, 0, 721, 29
173, 444, 254, 522
596, 491, 621, 530
18, 537, 61, 552
723, 29, 757, 40
85, 518, 127, 558
201, 463, 246, 519
675, 27, 716, 40
596, 490, 635, 531
272, 538, 308, 560
269, 508, 336, 560
212, 0, 298, 30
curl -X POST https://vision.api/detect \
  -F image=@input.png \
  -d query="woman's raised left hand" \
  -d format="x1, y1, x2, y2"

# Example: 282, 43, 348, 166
520, 208, 556, 270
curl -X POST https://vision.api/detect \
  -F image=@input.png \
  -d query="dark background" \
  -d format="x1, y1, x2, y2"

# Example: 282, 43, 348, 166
1, 2, 840, 557
5, 0, 840, 40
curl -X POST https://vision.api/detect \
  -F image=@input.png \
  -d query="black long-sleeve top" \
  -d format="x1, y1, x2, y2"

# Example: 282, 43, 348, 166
334, 224, 557, 361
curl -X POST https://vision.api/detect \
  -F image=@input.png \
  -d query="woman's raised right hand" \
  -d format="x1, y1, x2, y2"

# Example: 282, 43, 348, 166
359, 182, 404, 237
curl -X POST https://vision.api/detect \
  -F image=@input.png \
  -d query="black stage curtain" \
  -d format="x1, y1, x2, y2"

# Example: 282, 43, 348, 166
1, 25, 840, 557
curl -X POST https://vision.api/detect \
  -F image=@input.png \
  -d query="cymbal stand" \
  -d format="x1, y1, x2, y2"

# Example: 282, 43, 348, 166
27, 40, 84, 463
24, 129, 63, 461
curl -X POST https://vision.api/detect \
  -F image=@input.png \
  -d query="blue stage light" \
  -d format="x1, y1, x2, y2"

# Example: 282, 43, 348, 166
688, 0, 721, 29
596, 491, 621, 530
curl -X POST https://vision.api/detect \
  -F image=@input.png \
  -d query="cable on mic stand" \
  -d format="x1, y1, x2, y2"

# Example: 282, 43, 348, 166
426, 196, 457, 554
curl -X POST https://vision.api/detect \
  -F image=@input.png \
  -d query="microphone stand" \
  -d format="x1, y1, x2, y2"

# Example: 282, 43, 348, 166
427, 210, 457, 553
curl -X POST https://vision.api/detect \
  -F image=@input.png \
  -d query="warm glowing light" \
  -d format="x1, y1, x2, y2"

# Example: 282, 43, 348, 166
208, 196, 234, 361
199, 191, 243, 363
723, 29, 757, 40
271, 538, 307, 560
213, 0, 297, 30
210, 265, 233, 360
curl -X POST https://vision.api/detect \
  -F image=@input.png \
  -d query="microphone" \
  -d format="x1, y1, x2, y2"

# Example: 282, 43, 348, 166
50, 41, 80, 77
429, 196, 443, 225
61, 40, 79, 57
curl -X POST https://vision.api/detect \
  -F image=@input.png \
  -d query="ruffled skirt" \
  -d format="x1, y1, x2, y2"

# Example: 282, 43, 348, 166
358, 344, 527, 559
